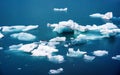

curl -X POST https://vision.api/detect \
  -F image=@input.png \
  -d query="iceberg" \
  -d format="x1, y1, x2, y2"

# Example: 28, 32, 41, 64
49, 37, 66, 42
83, 54, 95, 61
2, 25, 38, 33
66, 48, 87, 57
10, 32, 36, 41
49, 68, 63, 74
47, 55, 64, 63
93, 50, 108, 56
53, 8, 67, 12
90, 12, 113, 20
112, 55, 120, 61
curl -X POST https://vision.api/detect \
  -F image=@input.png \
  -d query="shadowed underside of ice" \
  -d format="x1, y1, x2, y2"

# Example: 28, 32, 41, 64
93, 50, 108, 56
49, 68, 63, 75
1, 25, 38, 33
53, 8, 67, 12
83, 54, 95, 61
112, 55, 120, 61
89, 12, 113, 20
0, 33, 4, 39
10, 32, 36, 41
67, 48, 87, 57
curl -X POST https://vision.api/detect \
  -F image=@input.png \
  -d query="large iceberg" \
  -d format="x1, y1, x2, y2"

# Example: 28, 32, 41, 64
90, 12, 113, 20
66, 48, 87, 57
1, 25, 38, 33
49, 68, 63, 74
112, 55, 120, 61
10, 32, 36, 41
93, 50, 108, 56
53, 8, 67, 12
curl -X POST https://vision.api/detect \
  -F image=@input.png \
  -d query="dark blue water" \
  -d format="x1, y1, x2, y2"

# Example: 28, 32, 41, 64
0, 0, 120, 75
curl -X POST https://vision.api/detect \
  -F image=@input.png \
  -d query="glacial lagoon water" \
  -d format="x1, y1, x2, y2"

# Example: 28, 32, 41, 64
0, 0, 120, 75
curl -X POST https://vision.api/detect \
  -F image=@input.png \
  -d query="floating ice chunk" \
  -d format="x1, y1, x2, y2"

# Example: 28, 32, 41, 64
67, 48, 87, 57
47, 20, 79, 33
49, 68, 63, 74
84, 54, 95, 61
31, 45, 58, 56
47, 55, 64, 63
49, 37, 66, 42
2, 25, 38, 33
0, 33, 4, 39
9, 43, 38, 52
93, 50, 108, 56
64, 44, 69, 47
112, 55, 120, 61
10, 32, 36, 41
53, 8, 67, 12
0, 47, 3, 50
90, 12, 113, 20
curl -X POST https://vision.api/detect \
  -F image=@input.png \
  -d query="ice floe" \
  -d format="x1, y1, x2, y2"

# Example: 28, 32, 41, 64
49, 68, 63, 74
10, 32, 36, 41
47, 55, 64, 63
112, 55, 120, 61
31, 44, 58, 56
66, 48, 87, 57
1, 25, 38, 33
9, 43, 38, 52
83, 54, 95, 61
90, 12, 113, 20
93, 50, 108, 56
53, 8, 67, 12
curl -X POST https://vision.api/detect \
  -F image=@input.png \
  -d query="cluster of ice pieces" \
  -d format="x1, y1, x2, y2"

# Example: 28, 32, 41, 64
9, 37, 66, 63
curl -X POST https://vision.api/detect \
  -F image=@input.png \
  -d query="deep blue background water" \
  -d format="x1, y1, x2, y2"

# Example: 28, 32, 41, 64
0, 0, 120, 75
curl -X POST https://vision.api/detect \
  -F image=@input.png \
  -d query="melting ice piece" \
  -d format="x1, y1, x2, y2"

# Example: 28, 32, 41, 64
47, 55, 64, 63
0, 33, 4, 39
112, 55, 120, 61
53, 8, 67, 12
2, 25, 38, 33
49, 68, 63, 75
66, 48, 87, 57
49, 37, 66, 42
9, 43, 38, 52
31, 45, 58, 56
84, 54, 95, 61
93, 50, 108, 56
90, 12, 113, 20
10, 32, 36, 41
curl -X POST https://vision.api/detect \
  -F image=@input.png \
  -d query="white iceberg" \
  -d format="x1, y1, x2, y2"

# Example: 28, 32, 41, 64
9, 43, 38, 52
31, 44, 58, 56
84, 54, 95, 61
10, 32, 36, 41
49, 68, 63, 74
66, 48, 87, 57
112, 55, 120, 61
53, 8, 67, 12
90, 12, 113, 20
0, 33, 4, 39
2, 25, 38, 33
93, 50, 108, 56
47, 55, 64, 63
49, 37, 66, 42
